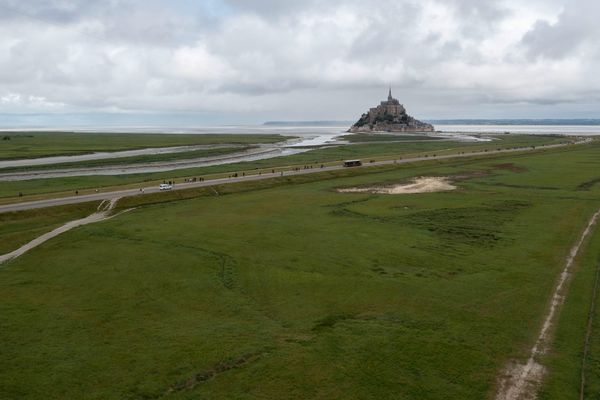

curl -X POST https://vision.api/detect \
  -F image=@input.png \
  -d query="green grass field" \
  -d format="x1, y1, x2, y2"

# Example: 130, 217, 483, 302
0, 132, 286, 160
0, 134, 571, 202
1, 141, 600, 399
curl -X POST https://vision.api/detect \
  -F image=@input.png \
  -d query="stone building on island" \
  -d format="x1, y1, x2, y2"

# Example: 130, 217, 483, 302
349, 88, 434, 133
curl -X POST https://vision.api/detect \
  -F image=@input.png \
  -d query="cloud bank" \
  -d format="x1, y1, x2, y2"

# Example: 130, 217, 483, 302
0, 0, 598, 124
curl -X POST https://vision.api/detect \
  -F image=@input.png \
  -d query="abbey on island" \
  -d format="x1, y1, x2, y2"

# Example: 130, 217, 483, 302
349, 88, 434, 133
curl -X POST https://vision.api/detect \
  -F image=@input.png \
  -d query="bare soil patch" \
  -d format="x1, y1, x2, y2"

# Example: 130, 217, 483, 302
338, 176, 456, 195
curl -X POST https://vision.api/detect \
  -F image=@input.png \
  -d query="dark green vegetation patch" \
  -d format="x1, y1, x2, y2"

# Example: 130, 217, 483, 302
403, 200, 531, 246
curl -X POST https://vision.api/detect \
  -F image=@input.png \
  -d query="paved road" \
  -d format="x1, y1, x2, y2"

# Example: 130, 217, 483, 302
0, 140, 587, 214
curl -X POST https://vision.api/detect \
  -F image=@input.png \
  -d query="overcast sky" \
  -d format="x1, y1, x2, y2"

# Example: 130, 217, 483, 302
0, 0, 598, 126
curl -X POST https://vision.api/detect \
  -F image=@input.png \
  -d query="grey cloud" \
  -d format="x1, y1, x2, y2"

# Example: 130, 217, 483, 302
521, 0, 600, 60
0, 0, 104, 23
0, 0, 208, 47
444, 0, 509, 22
438, 0, 511, 38
221, 0, 327, 17
97, 5, 198, 46
348, 3, 422, 60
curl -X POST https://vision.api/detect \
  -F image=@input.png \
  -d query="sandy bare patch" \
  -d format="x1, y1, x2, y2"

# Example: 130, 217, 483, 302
338, 176, 456, 195
0, 198, 128, 265
495, 208, 600, 400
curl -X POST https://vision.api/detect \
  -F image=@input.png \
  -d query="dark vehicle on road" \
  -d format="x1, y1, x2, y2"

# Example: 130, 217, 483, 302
343, 159, 362, 167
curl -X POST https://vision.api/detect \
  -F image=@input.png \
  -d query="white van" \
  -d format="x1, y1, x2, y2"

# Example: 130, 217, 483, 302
159, 183, 173, 190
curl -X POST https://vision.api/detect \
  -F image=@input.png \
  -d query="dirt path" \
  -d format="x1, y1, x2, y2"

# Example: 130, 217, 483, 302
495, 208, 600, 400
0, 198, 124, 265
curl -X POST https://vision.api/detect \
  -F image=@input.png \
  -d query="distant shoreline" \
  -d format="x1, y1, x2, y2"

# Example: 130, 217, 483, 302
426, 119, 600, 126
263, 121, 352, 126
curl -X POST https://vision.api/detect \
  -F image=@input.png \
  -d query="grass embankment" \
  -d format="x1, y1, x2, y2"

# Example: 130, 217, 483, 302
340, 133, 443, 142
0, 202, 100, 255
0, 134, 571, 202
0, 132, 287, 160
1, 142, 600, 399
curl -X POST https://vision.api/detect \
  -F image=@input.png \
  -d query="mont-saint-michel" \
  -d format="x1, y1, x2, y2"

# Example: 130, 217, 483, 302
349, 88, 435, 133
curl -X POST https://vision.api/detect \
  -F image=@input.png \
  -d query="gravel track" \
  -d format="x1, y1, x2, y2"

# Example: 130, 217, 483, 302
0, 198, 123, 265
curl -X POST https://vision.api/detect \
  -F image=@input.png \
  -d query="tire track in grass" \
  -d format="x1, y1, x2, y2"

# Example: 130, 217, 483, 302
495, 208, 600, 400
160, 349, 269, 398
580, 260, 600, 400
